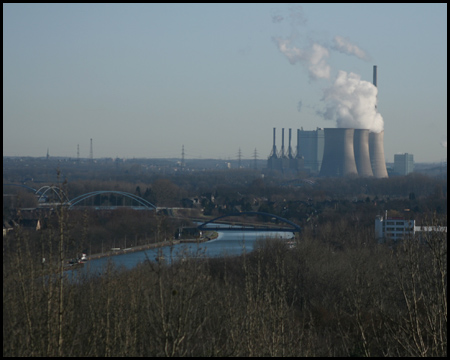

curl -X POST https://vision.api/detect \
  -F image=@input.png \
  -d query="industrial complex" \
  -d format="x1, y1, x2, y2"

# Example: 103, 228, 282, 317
266, 126, 389, 178
267, 65, 391, 178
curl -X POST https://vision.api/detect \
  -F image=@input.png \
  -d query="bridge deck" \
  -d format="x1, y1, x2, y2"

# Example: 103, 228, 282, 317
198, 226, 299, 232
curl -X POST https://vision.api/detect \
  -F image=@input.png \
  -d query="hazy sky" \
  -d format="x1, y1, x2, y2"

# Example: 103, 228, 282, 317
3, 4, 447, 162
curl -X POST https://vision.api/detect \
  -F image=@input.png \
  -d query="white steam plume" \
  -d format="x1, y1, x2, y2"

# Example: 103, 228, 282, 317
321, 70, 383, 133
272, 14, 283, 23
273, 37, 330, 80
440, 139, 447, 148
332, 36, 370, 60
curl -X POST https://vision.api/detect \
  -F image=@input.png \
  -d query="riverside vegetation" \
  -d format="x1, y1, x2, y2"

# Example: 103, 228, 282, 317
3, 213, 446, 356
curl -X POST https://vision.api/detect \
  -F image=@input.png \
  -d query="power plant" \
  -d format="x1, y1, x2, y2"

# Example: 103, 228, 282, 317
267, 65, 388, 178
267, 127, 388, 178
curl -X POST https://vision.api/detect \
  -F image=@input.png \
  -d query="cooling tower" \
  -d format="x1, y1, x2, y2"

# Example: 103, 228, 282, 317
353, 129, 373, 177
319, 128, 358, 177
369, 131, 388, 178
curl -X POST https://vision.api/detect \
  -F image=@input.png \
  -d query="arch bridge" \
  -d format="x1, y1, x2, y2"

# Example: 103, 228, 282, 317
3, 184, 69, 204
197, 211, 301, 232
35, 185, 70, 203
66, 191, 157, 210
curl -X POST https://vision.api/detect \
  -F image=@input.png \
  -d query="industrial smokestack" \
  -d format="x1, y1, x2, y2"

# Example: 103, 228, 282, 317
319, 128, 358, 177
280, 128, 286, 158
369, 131, 388, 178
271, 127, 277, 157
353, 129, 373, 177
373, 65, 377, 87
268, 128, 280, 171
296, 129, 301, 157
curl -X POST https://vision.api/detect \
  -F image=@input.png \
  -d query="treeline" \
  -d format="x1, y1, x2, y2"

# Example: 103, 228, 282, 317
4, 172, 446, 229
4, 208, 188, 263
3, 216, 447, 356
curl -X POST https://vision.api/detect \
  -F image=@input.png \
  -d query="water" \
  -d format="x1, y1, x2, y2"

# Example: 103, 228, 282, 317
69, 230, 295, 278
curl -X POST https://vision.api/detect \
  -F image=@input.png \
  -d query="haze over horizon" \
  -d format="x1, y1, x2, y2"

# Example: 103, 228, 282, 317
3, 4, 447, 162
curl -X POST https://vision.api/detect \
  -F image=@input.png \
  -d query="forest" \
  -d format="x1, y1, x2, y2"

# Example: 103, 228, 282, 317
3, 216, 447, 356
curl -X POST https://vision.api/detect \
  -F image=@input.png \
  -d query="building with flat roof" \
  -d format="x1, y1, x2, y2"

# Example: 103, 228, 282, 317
394, 153, 414, 175
375, 212, 447, 242
298, 127, 324, 173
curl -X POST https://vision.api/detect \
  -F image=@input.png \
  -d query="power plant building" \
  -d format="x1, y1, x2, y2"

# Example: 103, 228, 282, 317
267, 127, 388, 178
267, 128, 304, 173
394, 153, 414, 175
298, 128, 324, 173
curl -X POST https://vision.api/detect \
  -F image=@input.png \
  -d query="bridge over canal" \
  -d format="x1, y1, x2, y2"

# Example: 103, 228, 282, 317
197, 211, 301, 233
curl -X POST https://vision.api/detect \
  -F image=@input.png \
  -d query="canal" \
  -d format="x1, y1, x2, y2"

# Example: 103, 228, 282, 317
70, 228, 295, 278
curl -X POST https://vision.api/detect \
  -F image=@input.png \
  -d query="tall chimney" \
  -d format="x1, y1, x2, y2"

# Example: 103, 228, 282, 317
354, 129, 373, 177
369, 131, 388, 178
319, 128, 358, 177
296, 129, 301, 158
373, 65, 377, 87
271, 128, 277, 156
280, 128, 286, 158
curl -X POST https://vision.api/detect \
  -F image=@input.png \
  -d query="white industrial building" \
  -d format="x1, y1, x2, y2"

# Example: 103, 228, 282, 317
375, 212, 447, 241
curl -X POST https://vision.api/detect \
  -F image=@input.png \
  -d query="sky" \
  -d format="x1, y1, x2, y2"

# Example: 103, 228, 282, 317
3, 3, 447, 162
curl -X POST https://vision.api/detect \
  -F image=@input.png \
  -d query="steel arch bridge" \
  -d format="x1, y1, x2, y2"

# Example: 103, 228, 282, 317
35, 185, 70, 203
197, 211, 301, 232
3, 184, 69, 203
66, 191, 157, 210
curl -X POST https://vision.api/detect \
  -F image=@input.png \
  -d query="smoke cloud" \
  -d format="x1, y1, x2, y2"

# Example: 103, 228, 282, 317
273, 37, 330, 80
440, 139, 447, 148
321, 70, 384, 133
332, 36, 370, 60
271, 6, 382, 132
272, 15, 283, 23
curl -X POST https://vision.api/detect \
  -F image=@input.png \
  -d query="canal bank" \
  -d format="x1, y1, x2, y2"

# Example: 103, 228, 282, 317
86, 231, 218, 261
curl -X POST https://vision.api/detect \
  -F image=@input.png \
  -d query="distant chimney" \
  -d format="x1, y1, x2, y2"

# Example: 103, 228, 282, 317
373, 65, 377, 87
271, 128, 278, 158
280, 128, 286, 158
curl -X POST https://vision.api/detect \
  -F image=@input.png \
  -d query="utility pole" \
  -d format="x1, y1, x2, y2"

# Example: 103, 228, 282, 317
237, 147, 242, 169
90, 138, 93, 162
181, 144, 185, 170
253, 148, 258, 170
